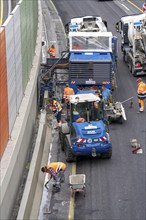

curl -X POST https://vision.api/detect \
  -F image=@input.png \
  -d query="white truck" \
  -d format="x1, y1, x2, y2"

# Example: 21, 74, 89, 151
116, 13, 146, 76
65, 16, 108, 33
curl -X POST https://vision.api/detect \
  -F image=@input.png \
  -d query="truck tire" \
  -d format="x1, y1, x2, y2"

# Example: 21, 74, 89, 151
64, 136, 76, 162
131, 66, 137, 77
59, 123, 70, 151
101, 149, 112, 159
123, 52, 127, 62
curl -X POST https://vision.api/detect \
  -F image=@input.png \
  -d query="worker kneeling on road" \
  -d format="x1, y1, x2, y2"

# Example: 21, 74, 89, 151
137, 78, 146, 113
50, 98, 62, 129
41, 162, 66, 192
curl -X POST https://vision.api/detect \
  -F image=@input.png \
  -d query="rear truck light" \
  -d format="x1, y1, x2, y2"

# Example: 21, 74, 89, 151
135, 63, 142, 67
77, 144, 86, 148
104, 140, 108, 144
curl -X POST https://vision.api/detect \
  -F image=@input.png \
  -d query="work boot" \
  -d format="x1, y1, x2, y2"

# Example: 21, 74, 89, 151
52, 186, 60, 193
137, 110, 144, 113
61, 175, 65, 183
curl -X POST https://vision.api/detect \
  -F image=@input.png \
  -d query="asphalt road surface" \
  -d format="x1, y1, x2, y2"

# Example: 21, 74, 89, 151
40, 0, 146, 219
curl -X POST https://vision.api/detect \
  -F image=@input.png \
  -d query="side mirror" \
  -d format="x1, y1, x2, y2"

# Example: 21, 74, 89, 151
65, 22, 70, 34
115, 22, 120, 32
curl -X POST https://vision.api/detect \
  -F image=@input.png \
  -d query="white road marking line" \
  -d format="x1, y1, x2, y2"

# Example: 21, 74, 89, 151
121, 3, 130, 11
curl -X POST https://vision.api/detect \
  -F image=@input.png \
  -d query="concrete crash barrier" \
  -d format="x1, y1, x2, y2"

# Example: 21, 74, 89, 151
17, 111, 47, 220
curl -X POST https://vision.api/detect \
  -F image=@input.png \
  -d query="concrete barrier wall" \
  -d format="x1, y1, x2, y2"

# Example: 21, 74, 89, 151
17, 111, 47, 220
0, 1, 42, 219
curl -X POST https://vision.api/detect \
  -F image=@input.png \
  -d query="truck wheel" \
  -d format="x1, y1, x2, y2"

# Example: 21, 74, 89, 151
64, 136, 76, 162
131, 66, 137, 77
118, 116, 123, 124
123, 52, 127, 62
101, 149, 112, 159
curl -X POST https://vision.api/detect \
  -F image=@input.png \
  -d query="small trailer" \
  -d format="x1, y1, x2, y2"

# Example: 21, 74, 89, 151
105, 97, 133, 123
69, 174, 86, 196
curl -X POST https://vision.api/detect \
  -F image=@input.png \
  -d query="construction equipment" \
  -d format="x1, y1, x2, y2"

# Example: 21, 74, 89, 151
65, 16, 117, 90
41, 16, 117, 95
39, 16, 120, 162
69, 174, 86, 196
104, 97, 133, 123
59, 92, 112, 162
65, 16, 108, 33
116, 13, 146, 76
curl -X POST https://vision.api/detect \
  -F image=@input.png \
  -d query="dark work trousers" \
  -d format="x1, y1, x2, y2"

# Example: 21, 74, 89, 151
54, 110, 62, 123
53, 170, 65, 189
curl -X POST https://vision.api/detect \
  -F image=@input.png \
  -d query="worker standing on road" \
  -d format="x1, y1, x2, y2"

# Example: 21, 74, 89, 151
63, 84, 75, 115
41, 162, 66, 192
101, 85, 111, 102
48, 44, 56, 58
137, 78, 146, 113
50, 98, 62, 129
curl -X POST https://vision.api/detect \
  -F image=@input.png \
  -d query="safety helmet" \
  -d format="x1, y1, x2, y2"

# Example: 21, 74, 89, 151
41, 167, 45, 172
137, 78, 142, 82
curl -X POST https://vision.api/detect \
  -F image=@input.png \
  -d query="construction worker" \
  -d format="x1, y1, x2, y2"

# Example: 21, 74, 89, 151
72, 42, 82, 50
137, 78, 146, 113
63, 84, 75, 114
101, 85, 111, 102
48, 44, 56, 58
41, 162, 66, 192
50, 98, 62, 128
72, 109, 86, 122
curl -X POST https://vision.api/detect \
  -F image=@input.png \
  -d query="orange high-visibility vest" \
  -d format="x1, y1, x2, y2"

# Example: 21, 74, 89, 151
63, 87, 74, 101
48, 47, 56, 57
137, 81, 146, 94
51, 100, 62, 112
46, 162, 66, 174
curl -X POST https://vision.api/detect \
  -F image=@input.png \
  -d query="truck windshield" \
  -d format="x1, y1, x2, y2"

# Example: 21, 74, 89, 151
71, 36, 110, 51
71, 101, 104, 122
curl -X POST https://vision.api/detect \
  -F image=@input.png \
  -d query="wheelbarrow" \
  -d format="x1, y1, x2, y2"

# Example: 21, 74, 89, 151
69, 174, 86, 197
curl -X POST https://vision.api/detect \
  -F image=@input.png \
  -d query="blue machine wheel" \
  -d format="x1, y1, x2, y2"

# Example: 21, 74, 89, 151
64, 136, 76, 162
101, 149, 112, 159
59, 129, 65, 151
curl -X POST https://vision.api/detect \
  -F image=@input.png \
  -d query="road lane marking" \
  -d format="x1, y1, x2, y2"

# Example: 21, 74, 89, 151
50, 0, 66, 40
127, 0, 143, 13
68, 162, 76, 220
121, 3, 130, 11
0, 0, 3, 26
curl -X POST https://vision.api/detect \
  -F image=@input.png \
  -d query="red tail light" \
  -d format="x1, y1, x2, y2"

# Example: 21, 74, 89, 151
135, 63, 142, 67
